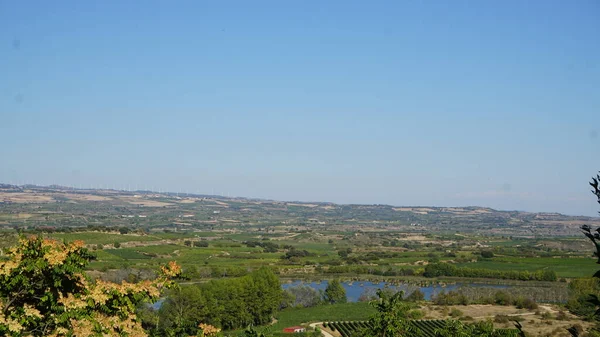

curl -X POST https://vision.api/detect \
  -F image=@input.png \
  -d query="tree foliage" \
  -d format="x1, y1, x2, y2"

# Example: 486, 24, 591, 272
0, 236, 180, 337
158, 267, 282, 335
569, 172, 600, 336
285, 285, 322, 308
324, 279, 347, 304
359, 289, 419, 337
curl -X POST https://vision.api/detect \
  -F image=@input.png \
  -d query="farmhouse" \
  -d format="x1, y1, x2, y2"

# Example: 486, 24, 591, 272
283, 326, 305, 333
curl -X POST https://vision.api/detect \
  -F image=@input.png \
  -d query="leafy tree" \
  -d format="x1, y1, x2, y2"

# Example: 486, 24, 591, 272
244, 325, 267, 337
571, 172, 600, 336
323, 279, 347, 304
159, 267, 282, 333
359, 289, 419, 337
285, 285, 321, 307
481, 251, 494, 259
0, 236, 180, 336
405, 289, 425, 302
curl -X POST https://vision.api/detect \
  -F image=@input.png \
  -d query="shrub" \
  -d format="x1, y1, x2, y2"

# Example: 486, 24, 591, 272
405, 289, 424, 302
449, 308, 463, 318
481, 251, 494, 258
556, 310, 568, 320
494, 314, 510, 323
408, 310, 424, 319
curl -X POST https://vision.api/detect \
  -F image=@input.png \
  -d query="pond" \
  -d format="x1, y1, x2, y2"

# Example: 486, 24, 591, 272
282, 280, 510, 302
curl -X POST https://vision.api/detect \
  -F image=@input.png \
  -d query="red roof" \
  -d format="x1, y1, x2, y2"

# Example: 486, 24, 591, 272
283, 326, 305, 332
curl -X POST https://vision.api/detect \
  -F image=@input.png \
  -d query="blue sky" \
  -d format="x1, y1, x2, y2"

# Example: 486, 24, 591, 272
1, 1, 599, 216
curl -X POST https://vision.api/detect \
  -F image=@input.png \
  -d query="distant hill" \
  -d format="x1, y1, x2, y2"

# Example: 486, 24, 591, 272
0, 183, 597, 237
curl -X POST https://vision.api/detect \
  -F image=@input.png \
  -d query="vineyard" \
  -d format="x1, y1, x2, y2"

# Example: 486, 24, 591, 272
322, 320, 519, 337
323, 320, 446, 337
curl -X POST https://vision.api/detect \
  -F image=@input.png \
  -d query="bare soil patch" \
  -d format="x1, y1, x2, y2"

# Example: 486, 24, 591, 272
0, 192, 54, 203
119, 197, 173, 207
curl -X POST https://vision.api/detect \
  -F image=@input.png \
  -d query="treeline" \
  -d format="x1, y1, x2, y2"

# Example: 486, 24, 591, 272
244, 240, 279, 252
243, 240, 314, 261
28, 224, 140, 234
323, 265, 417, 276
423, 262, 557, 281
151, 268, 282, 335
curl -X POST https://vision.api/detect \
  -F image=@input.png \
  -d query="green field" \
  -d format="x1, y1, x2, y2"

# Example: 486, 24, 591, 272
458, 256, 597, 278
42, 229, 595, 283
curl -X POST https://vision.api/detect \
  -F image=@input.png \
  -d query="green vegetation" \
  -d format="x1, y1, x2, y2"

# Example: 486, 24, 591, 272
153, 268, 282, 335
2, 180, 600, 336
324, 279, 347, 304
424, 262, 558, 281
0, 236, 180, 336
274, 302, 374, 330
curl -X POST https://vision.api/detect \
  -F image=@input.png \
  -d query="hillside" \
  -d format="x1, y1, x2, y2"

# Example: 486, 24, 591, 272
1, 184, 597, 237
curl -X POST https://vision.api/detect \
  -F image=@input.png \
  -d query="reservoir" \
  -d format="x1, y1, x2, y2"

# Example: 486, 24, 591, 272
282, 280, 509, 302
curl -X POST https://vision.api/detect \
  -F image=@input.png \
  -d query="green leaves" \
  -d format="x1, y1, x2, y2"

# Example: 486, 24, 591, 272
324, 279, 347, 304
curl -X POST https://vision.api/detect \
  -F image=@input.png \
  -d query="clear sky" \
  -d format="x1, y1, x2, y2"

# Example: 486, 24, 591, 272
1, 1, 599, 216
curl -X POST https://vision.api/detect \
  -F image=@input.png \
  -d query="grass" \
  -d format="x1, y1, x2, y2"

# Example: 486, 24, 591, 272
228, 302, 376, 336
273, 302, 374, 329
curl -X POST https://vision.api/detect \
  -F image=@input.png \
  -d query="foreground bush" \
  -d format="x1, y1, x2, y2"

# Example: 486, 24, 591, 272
0, 236, 180, 337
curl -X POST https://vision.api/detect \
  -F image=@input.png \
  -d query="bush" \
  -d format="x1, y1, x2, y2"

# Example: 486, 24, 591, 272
449, 308, 463, 318
494, 291, 512, 305
481, 251, 494, 258
408, 310, 424, 319
494, 314, 510, 323
194, 241, 209, 247
114, 242, 121, 248
522, 298, 538, 310
405, 289, 425, 302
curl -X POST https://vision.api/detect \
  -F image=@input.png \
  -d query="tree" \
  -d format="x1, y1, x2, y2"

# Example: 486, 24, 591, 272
323, 279, 347, 304
0, 236, 180, 336
571, 172, 600, 336
285, 285, 321, 307
481, 251, 494, 259
359, 289, 419, 337
159, 267, 282, 333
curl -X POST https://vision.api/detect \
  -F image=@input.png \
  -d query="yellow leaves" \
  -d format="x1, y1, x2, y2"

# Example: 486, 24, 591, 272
70, 318, 96, 337
0, 316, 24, 333
198, 323, 221, 337
45, 249, 68, 266
69, 240, 85, 250
42, 238, 59, 249
161, 260, 182, 278
0, 260, 18, 276
23, 304, 42, 319
58, 293, 88, 310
